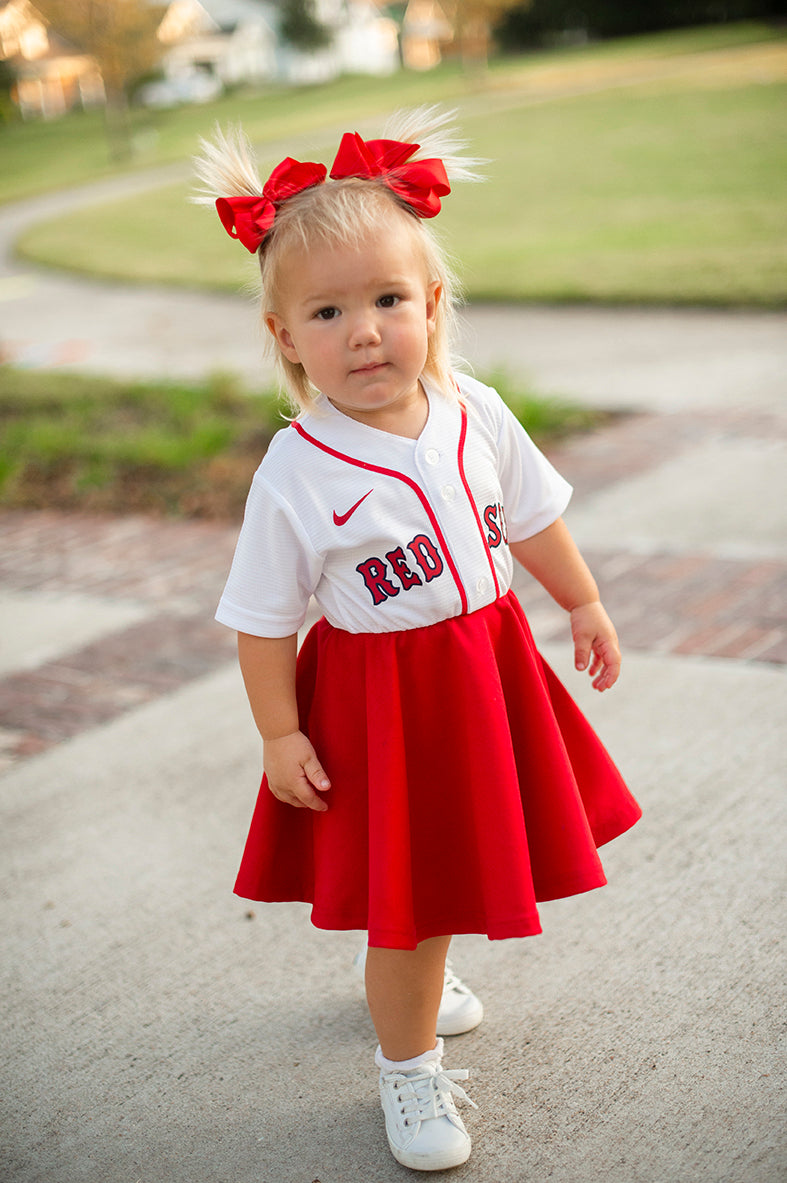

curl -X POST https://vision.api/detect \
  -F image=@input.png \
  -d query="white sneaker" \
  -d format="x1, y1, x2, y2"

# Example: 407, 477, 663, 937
377, 1048, 477, 1171
353, 950, 484, 1037
437, 960, 484, 1036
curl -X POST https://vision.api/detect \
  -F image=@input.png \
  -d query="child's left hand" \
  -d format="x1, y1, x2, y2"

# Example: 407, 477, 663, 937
570, 601, 621, 692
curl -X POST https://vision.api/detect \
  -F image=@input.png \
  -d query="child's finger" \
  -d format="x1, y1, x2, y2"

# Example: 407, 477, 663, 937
591, 644, 621, 691
290, 775, 329, 812
573, 633, 592, 671
304, 754, 331, 794
267, 773, 327, 812
284, 771, 326, 809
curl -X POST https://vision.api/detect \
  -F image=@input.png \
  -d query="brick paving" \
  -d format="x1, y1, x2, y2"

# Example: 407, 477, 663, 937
543, 406, 787, 499
0, 513, 239, 769
514, 549, 787, 664
0, 511, 238, 608
1, 408, 784, 771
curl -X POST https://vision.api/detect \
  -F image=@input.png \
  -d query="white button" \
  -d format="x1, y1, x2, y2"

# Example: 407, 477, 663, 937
441, 485, 456, 502
425, 449, 440, 465
477, 577, 489, 594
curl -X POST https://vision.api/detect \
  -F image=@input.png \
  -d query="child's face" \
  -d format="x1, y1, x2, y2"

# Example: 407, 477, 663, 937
266, 216, 440, 430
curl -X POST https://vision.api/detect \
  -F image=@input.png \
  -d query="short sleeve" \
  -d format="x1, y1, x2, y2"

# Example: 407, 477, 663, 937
495, 398, 573, 540
215, 474, 323, 637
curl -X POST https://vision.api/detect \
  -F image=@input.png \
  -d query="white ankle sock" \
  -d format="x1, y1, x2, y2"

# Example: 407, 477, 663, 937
375, 1037, 444, 1073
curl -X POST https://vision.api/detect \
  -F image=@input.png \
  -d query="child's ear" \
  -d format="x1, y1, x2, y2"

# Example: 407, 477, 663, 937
265, 313, 300, 364
426, 282, 442, 337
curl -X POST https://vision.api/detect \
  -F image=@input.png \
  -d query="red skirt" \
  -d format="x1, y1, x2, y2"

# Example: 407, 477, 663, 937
234, 591, 641, 949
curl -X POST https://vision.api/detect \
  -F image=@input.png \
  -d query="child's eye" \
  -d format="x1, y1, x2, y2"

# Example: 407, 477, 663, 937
377, 294, 399, 308
315, 306, 339, 321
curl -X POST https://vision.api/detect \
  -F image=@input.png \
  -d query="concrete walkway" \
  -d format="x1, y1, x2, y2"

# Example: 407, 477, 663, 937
1, 168, 786, 1182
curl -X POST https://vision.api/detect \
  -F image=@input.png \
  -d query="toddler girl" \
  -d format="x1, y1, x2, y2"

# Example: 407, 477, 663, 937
195, 108, 641, 1173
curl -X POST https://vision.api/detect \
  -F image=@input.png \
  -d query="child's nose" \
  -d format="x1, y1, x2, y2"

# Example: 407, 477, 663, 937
348, 311, 382, 348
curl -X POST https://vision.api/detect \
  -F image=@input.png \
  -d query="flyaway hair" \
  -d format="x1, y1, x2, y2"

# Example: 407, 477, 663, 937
192, 124, 264, 207
192, 107, 483, 206
381, 106, 485, 185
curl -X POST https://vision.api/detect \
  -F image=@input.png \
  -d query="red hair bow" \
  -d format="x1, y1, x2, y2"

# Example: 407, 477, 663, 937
330, 132, 450, 218
215, 156, 327, 253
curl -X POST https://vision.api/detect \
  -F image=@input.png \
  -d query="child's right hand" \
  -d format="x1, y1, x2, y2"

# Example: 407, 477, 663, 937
264, 730, 331, 812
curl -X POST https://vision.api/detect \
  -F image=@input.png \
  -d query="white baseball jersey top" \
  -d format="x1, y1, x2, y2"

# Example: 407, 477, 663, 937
215, 373, 572, 637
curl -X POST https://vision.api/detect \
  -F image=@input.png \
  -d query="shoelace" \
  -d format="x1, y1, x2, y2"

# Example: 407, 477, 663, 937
442, 959, 472, 997
386, 1064, 478, 1128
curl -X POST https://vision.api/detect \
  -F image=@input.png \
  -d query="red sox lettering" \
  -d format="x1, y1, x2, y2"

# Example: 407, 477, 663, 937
355, 505, 506, 605
356, 534, 444, 605
483, 502, 508, 548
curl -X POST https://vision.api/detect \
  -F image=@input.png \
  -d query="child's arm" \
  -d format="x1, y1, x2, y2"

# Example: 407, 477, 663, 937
509, 517, 621, 692
237, 632, 331, 811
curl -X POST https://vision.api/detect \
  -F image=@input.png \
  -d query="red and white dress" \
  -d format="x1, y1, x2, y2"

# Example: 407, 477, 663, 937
216, 373, 641, 949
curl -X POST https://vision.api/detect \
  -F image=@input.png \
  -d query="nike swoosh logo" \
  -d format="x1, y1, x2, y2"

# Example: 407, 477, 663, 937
333, 489, 373, 526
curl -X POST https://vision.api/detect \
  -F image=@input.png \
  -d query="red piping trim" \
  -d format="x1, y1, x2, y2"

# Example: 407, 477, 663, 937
456, 403, 500, 598
291, 421, 469, 615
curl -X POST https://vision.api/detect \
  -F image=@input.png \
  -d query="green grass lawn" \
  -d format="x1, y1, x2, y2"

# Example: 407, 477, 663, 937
17, 73, 786, 307
0, 22, 778, 208
0, 366, 599, 518
0, 368, 283, 517
0, 66, 472, 208
5, 24, 786, 306
449, 82, 787, 306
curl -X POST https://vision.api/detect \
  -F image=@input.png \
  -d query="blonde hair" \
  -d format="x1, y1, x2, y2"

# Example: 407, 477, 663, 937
193, 108, 482, 413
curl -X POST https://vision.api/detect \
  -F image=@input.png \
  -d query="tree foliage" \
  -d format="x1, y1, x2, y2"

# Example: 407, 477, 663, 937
279, 0, 333, 52
450, 0, 529, 69
0, 57, 17, 125
496, 0, 785, 47
35, 0, 165, 157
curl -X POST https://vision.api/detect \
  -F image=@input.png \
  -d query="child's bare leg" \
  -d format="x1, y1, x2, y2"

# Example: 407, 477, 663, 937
365, 935, 451, 1060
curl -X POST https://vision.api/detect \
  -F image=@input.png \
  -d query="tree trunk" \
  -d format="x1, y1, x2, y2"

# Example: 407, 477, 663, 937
461, 17, 491, 79
103, 85, 132, 162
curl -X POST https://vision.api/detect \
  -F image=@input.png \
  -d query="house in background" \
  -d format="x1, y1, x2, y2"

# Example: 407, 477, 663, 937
0, 0, 405, 119
401, 0, 452, 70
0, 0, 104, 118
148, 0, 399, 101
275, 0, 399, 85
145, 0, 276, 105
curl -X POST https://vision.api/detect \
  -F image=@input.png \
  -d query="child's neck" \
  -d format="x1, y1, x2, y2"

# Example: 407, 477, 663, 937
327, 383, 429, 440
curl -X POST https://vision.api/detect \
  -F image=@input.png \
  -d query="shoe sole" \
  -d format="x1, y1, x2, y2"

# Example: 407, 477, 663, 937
387, 1135, 472, 1171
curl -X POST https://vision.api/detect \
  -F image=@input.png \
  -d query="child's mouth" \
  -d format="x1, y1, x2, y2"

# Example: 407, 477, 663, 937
353, 362, 387, 374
